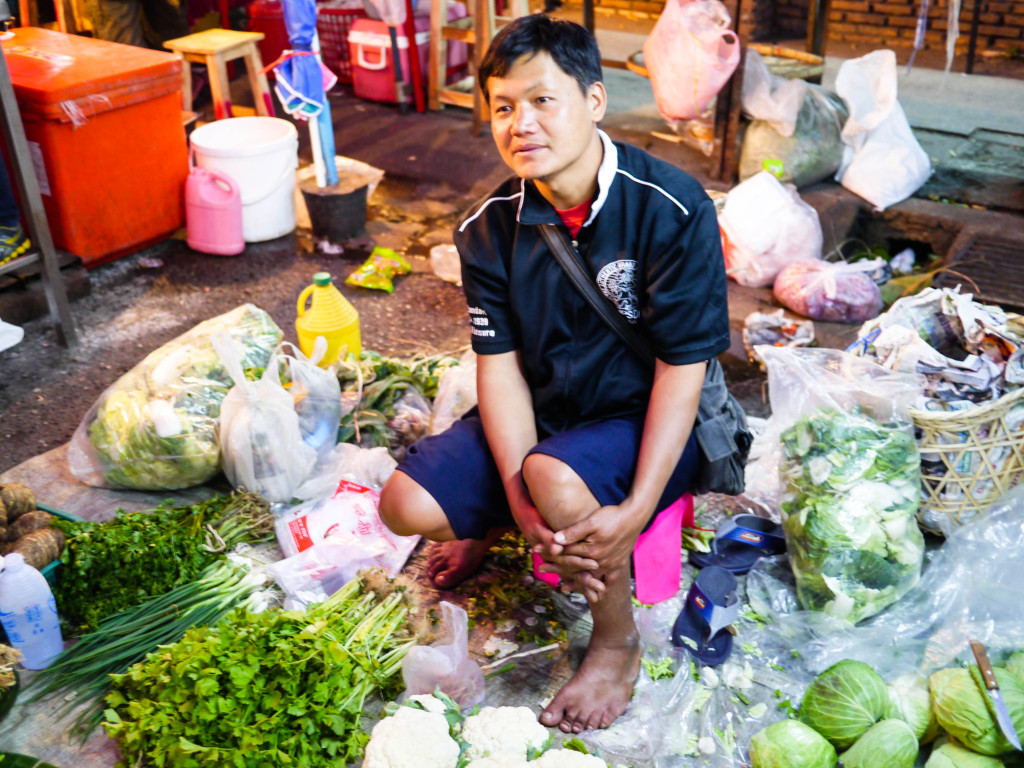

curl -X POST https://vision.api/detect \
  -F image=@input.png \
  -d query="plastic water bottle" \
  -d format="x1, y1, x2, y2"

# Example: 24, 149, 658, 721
0, 553, 63, 669
295, 272, 361, 367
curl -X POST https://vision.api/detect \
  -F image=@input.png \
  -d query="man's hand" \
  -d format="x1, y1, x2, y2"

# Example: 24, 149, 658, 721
541, 502, 648, 602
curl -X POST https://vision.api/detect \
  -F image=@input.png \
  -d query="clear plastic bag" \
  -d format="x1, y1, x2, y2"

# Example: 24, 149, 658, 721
430, 349, 477, 435
719, 172, 823, 288
388, 388, 432, 461
642, 0, 741, 121
745, 347, 926, 625
292, 442, 397, 502
401, 601, 485, 709
773, 259, 885, 323
739, 85, 849, 189
271, 339, 342, 457
215, 334, 318, 503
740, 49, 807, 137
67, 304, 283, 490
588, 592, 815, 766
745, 486, 1024, 680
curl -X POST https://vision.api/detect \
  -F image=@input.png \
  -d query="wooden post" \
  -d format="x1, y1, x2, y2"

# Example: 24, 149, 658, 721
708, 0, 746, 184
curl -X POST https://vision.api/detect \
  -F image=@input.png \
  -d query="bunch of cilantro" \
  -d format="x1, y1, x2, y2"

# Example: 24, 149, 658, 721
104, 572, 416, 768
52, 491, 273, 634
779, 407, 924, 624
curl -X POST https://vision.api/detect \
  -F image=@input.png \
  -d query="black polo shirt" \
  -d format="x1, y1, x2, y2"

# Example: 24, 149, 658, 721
455, 131, 730, 438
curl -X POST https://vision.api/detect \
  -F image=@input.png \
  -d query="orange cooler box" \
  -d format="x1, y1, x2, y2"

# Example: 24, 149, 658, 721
1, 29, 188, 266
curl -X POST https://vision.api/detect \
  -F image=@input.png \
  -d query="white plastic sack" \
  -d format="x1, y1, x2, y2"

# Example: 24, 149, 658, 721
401, 601, 485, 709
215, 334, 317, 502
834, 50, 931, 211
643, 0, 741, 121
719, 171, 823, 287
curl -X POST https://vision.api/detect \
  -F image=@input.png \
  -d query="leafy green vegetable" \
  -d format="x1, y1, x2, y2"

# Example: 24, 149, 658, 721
641, 657, 675, 681
925, 739, 1006, 768
930, 666, 1024, 756
77, 304, 282, 490
104, 573, 417, 768
1006, 650, 1024, 686
335, 351, 460, 454
749, 719, 837, 768
562, 737, 590, 754
797, 660, 888, 750
779, 408, 923, 623
52, 491, 273, 634
886, 672, 939, 742
31, 558, 266, 737
839, 718, 918, 768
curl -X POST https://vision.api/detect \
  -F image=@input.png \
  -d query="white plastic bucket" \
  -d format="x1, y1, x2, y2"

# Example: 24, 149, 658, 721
189, 117, 298, 243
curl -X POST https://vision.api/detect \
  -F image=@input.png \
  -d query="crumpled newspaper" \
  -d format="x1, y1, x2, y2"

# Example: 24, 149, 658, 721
847, 286, 1022, 409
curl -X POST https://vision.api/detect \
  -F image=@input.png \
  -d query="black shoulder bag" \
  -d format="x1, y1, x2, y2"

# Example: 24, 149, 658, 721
539, 223, 751, 496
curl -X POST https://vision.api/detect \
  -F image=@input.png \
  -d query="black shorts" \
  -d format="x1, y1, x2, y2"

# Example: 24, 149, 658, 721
396, 408, 699, 540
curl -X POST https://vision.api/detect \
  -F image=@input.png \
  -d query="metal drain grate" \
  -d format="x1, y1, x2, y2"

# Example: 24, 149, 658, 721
935, 233, 1024, 311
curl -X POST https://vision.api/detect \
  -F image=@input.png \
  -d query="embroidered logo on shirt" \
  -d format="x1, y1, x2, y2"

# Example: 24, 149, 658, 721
468, 306, 496, 338
596, 260, 639, 323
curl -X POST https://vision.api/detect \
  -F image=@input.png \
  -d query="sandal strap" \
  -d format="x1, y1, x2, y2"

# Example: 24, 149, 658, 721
688, 579, 740, 639
714, 515, 786, 555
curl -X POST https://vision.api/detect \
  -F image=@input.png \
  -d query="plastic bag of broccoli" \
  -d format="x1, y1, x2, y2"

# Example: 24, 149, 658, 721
68, 304, 283, 490
747, 346, 926, 624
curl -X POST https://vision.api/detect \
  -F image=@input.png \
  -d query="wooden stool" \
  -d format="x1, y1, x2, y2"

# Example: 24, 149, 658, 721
428, 0, 528, 135
164, 29, 275, 121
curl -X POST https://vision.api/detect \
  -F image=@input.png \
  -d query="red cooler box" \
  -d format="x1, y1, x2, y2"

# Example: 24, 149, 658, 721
1, 29, 188, 266
348, 7, 468, 104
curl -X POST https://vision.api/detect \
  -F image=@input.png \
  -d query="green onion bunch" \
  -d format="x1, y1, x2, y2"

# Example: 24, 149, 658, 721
31, 558, 267, 736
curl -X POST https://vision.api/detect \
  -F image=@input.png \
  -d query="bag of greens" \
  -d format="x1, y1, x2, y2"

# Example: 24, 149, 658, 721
748, 346, 925, 624
68, 304, 283, 491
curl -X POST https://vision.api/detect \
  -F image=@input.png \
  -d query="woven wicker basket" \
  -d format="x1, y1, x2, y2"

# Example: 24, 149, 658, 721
912, 386, 1024, 535
748, 44, 825, 82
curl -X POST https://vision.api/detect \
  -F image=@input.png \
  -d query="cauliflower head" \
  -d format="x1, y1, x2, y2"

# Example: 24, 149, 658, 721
464, 755, 529, 768
406, 693, 449, 715
363, 706, 460, 768
531, 749, 608, 767
461, 706, 550, 761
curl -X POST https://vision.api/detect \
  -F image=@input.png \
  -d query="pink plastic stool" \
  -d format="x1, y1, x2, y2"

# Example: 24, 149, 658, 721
532, 493, 695, 604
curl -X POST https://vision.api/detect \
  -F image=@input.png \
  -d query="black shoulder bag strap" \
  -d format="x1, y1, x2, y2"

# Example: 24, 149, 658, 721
539, 221, 750, 496
538, 223, 657, 368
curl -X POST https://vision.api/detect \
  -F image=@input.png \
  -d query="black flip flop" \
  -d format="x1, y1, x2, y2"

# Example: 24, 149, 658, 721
689, 514, 787, 575
671, 565, 740, 666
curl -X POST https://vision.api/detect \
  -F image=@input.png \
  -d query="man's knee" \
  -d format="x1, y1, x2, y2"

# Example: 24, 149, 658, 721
379, 471, 452, 540
522, 453, 597, 524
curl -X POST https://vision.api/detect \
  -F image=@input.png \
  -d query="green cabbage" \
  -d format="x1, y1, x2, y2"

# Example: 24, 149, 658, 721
887, 672, 940, 743
839, 718, 918, 768
749, 719, 837, 768
70, 304, 282, 491
798, 659, 888, 749
1005, 651, 1024, 686
925, 739, 1005, 768
780, 408, 923, 623
930, 666, 1024, 755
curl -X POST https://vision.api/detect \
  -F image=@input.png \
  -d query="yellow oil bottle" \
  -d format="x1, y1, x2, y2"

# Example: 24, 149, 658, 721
295, 272, 361, 366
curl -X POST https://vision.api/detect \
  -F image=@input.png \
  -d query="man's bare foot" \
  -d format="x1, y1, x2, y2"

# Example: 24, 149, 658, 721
425, 539, 492, 588
539, 637, 641, 733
